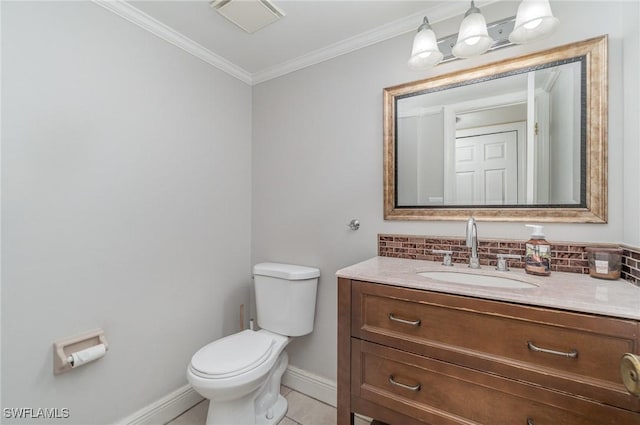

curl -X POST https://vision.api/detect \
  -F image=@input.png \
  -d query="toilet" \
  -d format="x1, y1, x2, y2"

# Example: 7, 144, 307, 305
187, 262, 320, 425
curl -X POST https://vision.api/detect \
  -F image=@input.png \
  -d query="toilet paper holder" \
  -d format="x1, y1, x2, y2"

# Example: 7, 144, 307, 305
53, 328, 109, 375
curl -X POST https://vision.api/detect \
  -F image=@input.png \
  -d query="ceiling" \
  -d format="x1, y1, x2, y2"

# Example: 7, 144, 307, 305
113, 0, 491, 84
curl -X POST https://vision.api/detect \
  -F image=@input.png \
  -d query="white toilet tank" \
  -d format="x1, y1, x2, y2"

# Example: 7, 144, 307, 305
253, 263, 320, 337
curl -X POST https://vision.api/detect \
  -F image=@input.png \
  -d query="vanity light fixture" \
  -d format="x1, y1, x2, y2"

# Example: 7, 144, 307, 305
408, 0, 559, 69
452, 1, 493, 59
408, 17, 444, 70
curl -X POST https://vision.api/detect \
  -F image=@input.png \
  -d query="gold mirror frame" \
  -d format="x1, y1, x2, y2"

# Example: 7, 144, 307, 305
384, 36, 608, 223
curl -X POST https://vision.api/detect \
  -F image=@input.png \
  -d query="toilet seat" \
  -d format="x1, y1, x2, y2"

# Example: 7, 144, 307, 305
190, 330, 274, 379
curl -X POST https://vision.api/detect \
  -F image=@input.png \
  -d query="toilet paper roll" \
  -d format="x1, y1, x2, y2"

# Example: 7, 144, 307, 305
67, 344, 106, 368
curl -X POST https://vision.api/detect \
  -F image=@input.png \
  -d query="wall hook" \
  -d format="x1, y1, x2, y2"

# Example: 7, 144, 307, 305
347, 219, 360, 231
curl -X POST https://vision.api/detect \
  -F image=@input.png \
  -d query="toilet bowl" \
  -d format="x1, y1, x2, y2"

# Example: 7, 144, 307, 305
187, 263, 320, 425
187, 329, 290, 425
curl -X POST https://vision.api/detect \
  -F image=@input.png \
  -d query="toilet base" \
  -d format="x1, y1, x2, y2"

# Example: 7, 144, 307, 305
202, 348, 289, 425
256, 394, 287, 425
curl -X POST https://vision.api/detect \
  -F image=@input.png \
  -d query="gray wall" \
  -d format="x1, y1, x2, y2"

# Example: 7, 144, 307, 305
622, 0, 640, 245
397, 117, 419, 205
252, 1, 640, 383
2, 2, 252, 423
397, 113, 445, 206
2, 0, 639, 421
548, 63, 580, 204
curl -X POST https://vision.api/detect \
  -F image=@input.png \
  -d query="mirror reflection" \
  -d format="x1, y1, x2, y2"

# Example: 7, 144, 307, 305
396, 60, 583, 207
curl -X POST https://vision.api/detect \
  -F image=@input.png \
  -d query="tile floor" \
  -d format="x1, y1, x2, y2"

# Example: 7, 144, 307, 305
167, 386, 371, 425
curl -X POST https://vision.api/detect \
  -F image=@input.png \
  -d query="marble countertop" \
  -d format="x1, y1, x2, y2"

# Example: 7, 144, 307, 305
336, 256, 640, 321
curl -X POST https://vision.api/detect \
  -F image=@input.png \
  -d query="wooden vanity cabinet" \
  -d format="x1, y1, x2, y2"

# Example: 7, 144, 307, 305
337, 278, 640, 425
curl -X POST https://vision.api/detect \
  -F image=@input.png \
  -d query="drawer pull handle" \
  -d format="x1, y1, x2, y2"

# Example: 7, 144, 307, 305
389, 375, 421, 391
526, 419, 534, 425
527, 341, 578, 358
388, 313, 421, 326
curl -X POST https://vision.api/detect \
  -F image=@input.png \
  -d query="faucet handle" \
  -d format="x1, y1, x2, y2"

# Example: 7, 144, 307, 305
432, 250, 454, 267
495, 254, 521, 272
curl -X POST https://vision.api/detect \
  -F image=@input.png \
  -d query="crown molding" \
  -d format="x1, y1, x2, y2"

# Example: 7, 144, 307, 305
252, 1, 480, 84
94, 0, 499, 86
92, 0, 252, 85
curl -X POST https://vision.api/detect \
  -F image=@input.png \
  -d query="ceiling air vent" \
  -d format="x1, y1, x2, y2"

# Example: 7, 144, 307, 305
210, 0, 285, 34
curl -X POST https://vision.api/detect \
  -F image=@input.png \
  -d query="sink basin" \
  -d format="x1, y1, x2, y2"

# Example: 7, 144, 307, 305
417, 270, 537, 289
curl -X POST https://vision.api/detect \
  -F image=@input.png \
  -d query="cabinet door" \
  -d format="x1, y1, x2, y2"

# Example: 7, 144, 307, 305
352, 339, 640, 425
351, 281, 640, 412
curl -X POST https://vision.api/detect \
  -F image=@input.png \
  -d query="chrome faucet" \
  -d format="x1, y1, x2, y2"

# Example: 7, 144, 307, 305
466, 217, 481, 269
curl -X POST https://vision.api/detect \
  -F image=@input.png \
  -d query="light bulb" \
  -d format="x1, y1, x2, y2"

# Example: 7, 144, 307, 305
524, 18, 542, 29
465, 36, 481, 46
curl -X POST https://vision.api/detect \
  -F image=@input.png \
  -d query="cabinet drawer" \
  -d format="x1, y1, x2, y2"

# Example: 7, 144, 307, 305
351, 281, 640, 412
352, 339, 639, 425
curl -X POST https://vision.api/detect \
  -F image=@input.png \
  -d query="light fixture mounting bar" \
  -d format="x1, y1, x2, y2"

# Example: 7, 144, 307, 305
438, 16, 516, 64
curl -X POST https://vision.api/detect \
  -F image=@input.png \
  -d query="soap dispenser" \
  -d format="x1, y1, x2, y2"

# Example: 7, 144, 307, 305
524, 224, 551, 276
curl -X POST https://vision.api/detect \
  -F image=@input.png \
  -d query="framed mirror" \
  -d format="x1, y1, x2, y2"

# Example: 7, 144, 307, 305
384, 36, 607, 222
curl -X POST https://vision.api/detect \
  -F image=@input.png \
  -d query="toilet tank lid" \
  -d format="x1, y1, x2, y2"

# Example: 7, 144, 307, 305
253, 262, 320, 280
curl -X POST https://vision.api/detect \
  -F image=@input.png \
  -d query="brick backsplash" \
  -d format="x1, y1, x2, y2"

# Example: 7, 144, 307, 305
621, 246, 640, 284
378, 234, 640, 286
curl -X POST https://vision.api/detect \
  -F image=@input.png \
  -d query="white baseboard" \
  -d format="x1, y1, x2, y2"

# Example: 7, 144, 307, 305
116, 366, 338, 425
281, 365, 337, 408
281, 368, 371, 423
116, 384, 204, 425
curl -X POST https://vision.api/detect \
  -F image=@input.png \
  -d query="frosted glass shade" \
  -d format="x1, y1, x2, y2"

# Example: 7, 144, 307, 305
509, 0, 559, 44
452, 12, 493, 58
408, 19, 443, 69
